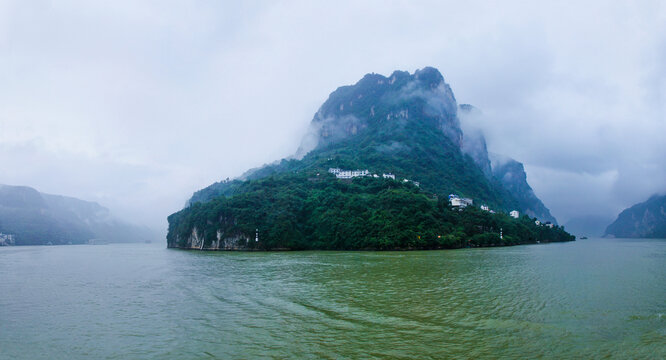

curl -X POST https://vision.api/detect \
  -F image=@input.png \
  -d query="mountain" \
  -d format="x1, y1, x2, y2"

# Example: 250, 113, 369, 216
168, 67, 571, 250
190, 68, 554, 219
456, 104, 556, 223
488, 153, 557, 224
604, 194, 666, 238
0, 184, 155, 245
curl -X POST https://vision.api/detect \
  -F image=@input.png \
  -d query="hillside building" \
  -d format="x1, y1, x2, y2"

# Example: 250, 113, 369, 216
328, 168, 369, 179
449, 194, 473, 208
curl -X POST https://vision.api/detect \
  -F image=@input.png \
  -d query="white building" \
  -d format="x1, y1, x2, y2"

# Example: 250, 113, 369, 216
382, 173, 395, 180
328, 168, 369, 179
481, 205, 490, 211
510, 210, 520, 219
449, 194, 473, 208
535, 220, 541, 226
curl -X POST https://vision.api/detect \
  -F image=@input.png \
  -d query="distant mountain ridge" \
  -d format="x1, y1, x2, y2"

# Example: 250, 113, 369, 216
189, 67, 556, 223
0, 184, 154, 245
604, 194, 666, 238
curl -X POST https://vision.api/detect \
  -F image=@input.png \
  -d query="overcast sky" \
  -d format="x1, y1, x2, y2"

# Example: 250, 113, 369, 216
1, 1, 664, 231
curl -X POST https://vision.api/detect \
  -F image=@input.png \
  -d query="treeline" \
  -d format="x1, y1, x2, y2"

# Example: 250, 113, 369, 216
167, 173, 574, 250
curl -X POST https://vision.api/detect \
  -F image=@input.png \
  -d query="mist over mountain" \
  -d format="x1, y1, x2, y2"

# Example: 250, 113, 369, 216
604, 194, 666, 238
0, 184, 155, 245
458, 105, 556, 224
564, 215, 614, 238
169, 67, 573, 250
189, 67, 555, 223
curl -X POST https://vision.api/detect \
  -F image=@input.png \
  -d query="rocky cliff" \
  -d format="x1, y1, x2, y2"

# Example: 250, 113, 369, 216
170, 67, 568, 250
188, 67, 554, 223
604, 194, 666, 238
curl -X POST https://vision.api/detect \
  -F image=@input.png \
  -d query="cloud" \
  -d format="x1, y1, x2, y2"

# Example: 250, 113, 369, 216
0, 0, 664, 229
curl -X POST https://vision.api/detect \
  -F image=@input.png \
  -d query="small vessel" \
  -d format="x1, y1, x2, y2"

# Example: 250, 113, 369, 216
580, 236, 588, 240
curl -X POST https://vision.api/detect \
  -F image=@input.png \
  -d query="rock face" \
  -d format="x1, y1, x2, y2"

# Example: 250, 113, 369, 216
174, 67, 560, 249
167, 226, 253, 250
604, 194, 666, 238
0, 184, 154, 245
457, 104, 556, 224
489, 153, 558, 224
458, 104, 492, 177
191, 67, 555, 223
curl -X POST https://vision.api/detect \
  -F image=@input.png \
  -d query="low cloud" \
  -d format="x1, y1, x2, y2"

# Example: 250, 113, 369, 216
1, 1, 664, 229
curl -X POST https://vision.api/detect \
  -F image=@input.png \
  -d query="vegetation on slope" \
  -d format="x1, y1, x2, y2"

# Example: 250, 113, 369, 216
168, 172, 574, 250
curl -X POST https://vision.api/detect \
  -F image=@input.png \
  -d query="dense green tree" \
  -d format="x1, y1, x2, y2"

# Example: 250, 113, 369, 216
167, 172, 574, 250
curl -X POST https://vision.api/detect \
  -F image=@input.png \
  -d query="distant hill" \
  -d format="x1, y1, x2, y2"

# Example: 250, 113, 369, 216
0, 184, 155, 245
604, 194, 666, 238
168, 67, 572, 250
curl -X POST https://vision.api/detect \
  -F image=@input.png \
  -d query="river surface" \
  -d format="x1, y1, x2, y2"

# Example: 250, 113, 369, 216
1, 238, 664, 359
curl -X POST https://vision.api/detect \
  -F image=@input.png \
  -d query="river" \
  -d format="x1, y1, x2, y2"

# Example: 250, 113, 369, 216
1, 238, 664, 359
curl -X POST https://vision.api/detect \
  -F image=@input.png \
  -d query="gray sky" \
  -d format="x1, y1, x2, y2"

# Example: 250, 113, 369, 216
1, 1, 664, 230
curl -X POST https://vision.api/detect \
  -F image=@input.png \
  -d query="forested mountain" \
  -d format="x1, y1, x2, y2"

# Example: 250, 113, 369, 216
169, 67, 570, 250
604, 194, 666, 238
0, 184, 154, 245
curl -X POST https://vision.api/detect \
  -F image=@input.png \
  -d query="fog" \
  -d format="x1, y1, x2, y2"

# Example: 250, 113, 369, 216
1, 1, 664, 231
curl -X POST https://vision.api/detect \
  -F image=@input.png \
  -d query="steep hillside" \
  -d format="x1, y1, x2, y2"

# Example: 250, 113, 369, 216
604, 194, 666, 238
489, 154, 557, 224
169, 67, 571, 250
190, 67, 552, 216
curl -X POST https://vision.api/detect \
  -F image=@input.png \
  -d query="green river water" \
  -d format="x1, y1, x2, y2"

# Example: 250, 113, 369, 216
1, 238, 664, 359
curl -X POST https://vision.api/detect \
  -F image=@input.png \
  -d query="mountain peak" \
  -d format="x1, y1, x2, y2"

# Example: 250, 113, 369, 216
414, 66, 445, 86
191, 67, 556, 224
298, 67, 460, 156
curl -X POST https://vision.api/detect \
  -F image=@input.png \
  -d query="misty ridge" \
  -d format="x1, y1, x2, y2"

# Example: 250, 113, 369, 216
168, 67, 576, 251
0, 184, 155, 245
264, 67, 554, 223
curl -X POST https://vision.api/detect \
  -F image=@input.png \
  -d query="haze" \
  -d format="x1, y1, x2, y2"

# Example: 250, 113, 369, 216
1, 1, 664, 232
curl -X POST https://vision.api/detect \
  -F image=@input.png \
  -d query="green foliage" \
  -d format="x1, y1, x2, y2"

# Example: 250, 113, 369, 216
189, 68, 519, 212
168, 173, 574, 250
179, 67, 568, 249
